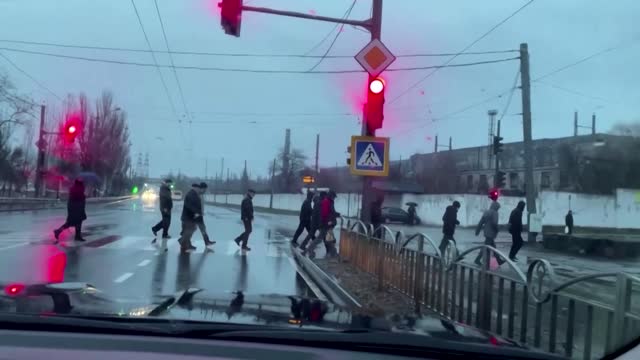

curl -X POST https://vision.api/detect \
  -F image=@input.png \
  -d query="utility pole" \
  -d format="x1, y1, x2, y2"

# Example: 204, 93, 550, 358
34, 105, 46, 198
359, 0, 384, 223
205, 158, 208, 180
591, 113, 596, 134
434, 135, 439, 153
314, 134, 319, 192
520, 43, 537, 243
270, 158, 276, 209
449, 136, 452, 151
574, 111, 578, 136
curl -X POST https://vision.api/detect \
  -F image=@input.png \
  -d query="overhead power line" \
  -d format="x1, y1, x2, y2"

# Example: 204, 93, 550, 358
533, 40, 638, 81
307, 0, 357, 71
153, 0, 191, 124
129, 0, 180, 124
303, 1, 357, 56
0, 47, 518, 74
498, 67, 521, 122
0, 52, 62, 101
388, 0, 535, 105
0, 39, 518, 58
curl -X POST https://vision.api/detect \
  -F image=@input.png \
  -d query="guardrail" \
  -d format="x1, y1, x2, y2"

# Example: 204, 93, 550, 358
338, 220, 640, 359
0, 196, 134, 212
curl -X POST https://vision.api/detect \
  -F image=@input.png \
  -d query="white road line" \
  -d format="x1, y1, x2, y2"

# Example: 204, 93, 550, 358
0, 242, 27, 251
287, 256, 327, 301
114, 272, 134, 283
137, 259, 151, 267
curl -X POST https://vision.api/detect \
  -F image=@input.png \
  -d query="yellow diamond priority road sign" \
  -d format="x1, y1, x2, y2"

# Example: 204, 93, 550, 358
354, 39, 396, 77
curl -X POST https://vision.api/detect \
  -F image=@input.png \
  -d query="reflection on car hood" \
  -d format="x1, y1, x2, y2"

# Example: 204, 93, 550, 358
1, 282, 523, 349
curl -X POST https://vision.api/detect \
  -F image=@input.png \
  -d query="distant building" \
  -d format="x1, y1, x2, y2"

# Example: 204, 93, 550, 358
410, 133, 639, 194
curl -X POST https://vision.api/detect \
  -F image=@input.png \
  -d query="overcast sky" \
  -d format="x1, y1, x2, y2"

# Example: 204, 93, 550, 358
0, 0, 638, 178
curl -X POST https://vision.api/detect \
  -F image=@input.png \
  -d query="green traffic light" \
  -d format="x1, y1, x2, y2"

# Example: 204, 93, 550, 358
132, 186, 139, 194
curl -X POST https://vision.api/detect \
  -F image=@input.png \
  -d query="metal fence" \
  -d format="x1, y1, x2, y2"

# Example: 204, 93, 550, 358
337, 220, 640, 359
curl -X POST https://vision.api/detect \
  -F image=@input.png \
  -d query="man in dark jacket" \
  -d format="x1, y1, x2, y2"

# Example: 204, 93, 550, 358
370, 194, 384, 238
194, 182, 215, 247
438, 201, 461, 254
292, 191, 314, 246
53, 179, 87, 243
508, 200, 526, 261
300, 191, 324, 251
152, 179, 173, 242
234, 189, 255, 251
178, 183, 206, 253
565, 210, 574, 235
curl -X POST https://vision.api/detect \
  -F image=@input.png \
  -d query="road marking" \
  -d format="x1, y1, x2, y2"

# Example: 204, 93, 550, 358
114, 272, 134, 283
137, 259, 151, 267
0, 242, 27, 251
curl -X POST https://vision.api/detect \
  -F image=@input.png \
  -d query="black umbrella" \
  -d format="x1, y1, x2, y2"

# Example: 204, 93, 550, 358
405, 202, 418, 207
76, 172, 101, 185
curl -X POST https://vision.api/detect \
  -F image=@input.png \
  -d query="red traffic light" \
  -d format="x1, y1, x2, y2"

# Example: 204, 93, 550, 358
63, 123, 79, 143
4, 283, 25, 297
366, 77, 386, 133
219, 0, 243, 37
67, 125, 77, 134
488, 188, 500, 201
369, 78, 385, 94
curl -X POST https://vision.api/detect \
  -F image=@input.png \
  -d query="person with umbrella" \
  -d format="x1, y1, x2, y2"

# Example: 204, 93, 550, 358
53, 179, 87, 243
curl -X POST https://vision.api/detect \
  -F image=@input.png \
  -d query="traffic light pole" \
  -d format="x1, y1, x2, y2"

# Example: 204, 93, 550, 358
34, 105, 46, 198
360, 0, 384, 224
493, 120, 501, 187
520, 43, 537, 243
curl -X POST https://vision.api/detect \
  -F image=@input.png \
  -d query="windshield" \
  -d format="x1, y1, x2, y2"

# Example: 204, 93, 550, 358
0, 0, 638, 359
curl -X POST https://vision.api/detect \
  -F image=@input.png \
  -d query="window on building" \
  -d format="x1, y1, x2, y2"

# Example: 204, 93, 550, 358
466, 175, 473, 191
509, 172, 519, 189
478, 174, 489, 193
541, 172, 552, 189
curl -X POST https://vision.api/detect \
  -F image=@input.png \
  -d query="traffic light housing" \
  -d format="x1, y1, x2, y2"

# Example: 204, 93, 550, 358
493, 135, 504, 154
346, 146, 352, 165
495, 171, 506, 188
365, 77, 385, 133
219, 0, 243, 37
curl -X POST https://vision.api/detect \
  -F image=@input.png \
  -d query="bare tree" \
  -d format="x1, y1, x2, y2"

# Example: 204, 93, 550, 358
610, 121, 640, 137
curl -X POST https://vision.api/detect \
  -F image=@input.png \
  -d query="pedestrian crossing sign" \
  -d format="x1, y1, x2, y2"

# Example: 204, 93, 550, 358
350, 136, 389, 176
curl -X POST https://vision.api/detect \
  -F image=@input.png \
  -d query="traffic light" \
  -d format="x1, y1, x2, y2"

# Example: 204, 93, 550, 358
346, 146, 352, 165
219, 0, 243, 37
495, 171, 506, 188
64, 123, 78, 143
488, 188, 499, 201
365, 77, 385, 133
493, 135, 504, 154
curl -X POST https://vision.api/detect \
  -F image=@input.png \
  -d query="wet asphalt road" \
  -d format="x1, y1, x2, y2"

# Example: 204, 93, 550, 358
0, 198, 313, 300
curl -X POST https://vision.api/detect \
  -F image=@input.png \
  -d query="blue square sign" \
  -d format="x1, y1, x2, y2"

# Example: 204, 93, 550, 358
350, 136, 390, 176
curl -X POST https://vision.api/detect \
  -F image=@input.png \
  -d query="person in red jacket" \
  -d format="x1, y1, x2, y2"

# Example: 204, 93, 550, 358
305, 190, 339, 258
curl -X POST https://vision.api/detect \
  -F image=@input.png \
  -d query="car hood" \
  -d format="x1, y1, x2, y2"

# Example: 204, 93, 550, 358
1, 282, 527, 350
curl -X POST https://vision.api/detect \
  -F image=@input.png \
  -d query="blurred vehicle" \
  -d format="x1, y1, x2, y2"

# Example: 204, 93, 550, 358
141, 190, 157, 202
381, 207, 421, 225
171, 190, 183, 201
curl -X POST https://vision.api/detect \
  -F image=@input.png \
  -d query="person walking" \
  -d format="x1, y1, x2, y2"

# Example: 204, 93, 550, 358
565, 210, 574, 235
439, 200, 461, 255
151, 179, 173, 243
300, 191, 324, 251
234, 189, 255, 251
508, 201, 526, 261
306, 190, 339, 258
291, 191, 314, 246
474, 201, 505, 266
370, 194, 384, 238
178, 183, 206, 253
194, 182, 215, 247
53, 179, 87, 243
407, 203, 417, 225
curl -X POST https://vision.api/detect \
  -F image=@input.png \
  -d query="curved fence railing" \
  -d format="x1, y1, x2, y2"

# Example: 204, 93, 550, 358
336, 225, 640, 360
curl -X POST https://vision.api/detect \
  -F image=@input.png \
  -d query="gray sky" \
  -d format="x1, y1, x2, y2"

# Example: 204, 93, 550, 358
0, 0, 638, 178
